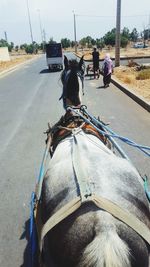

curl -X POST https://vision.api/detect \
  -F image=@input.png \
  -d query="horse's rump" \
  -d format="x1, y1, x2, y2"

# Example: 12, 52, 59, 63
41, 129, 149, 267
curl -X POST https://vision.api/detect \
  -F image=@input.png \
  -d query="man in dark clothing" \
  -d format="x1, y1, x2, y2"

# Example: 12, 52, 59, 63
92, 48, 100, 79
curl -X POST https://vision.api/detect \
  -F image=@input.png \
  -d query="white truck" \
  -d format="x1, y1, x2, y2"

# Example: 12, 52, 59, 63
46, 43, 63, 71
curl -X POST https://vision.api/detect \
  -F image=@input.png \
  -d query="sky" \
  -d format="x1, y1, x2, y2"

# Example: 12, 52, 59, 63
0, 0, 150, 45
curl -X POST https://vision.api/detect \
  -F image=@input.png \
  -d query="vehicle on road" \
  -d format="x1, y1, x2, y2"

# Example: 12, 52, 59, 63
46, 43, 63, 71
133, 42, 148, 48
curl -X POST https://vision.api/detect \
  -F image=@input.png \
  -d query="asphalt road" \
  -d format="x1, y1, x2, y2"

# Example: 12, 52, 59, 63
0, 54, 150, 267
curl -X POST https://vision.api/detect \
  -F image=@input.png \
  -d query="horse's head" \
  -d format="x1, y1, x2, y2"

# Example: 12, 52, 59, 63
60, 56, 85, 109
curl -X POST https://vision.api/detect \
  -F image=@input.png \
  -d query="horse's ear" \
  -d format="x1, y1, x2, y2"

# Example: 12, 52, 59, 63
64, 55, 69, 70
79, 56, 85, 74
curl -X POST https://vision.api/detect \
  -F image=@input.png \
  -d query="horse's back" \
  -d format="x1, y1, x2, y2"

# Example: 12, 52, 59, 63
44, 132, 149, 224
41, 132, 149, 267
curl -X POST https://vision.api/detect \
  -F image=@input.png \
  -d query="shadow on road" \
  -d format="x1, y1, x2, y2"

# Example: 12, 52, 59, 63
96, 85, 105, 89
39, 69, 50, 74
40, 69, 62, 74
20, 219, 39, 267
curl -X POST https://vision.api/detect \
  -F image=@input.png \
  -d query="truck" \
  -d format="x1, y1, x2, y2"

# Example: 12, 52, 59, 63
45, 43, 63, 71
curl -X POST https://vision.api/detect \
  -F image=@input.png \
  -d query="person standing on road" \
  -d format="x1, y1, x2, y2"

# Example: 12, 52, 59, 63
102, 53, 113, 88
92, 47, 100, 79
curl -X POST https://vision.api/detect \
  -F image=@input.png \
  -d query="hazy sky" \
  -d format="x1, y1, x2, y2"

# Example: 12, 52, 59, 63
0, 0, 150, 45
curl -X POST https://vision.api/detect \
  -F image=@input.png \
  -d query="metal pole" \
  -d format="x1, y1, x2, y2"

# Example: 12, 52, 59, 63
43, 29, 46, 43
73, 11, 77, 53
4, 31, 8, 42
37, 9, 44, 51
115, 0, 121, 67
26, 0, 34, 43
148, 14, 150, 42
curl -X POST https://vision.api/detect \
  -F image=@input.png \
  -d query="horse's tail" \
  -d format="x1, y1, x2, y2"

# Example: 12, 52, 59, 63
78, 212, 131, 267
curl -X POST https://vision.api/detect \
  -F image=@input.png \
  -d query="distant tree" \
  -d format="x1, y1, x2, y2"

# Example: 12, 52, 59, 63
0, 39, 8, 47
120, 36, 128, 48
91, 38, 96, 46
20, 43, 28, 50
143, 29, 150, 40
79, 36, 95, 48
121, 27, 130, 39
103, 28, 116, 46
0, 39, 14, 52
39, 41, 46, 51
8, 42, 14, 52
85, 36, 93, 48
61, 38, 71, 48
10, 42, 14, 50
71, 41, 75, 48
25, 44, 34, 54
49, 37, 56, 44
15, 45, 19, 52
96, 38, 105, 50
130, 28, 139, 42
79, 38, 87, 47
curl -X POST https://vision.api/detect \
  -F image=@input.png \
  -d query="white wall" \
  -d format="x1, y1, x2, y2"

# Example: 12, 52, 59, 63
0, 47, 10, 61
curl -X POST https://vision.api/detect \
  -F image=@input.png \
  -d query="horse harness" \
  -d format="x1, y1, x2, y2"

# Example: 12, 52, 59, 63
35, 111, 150, 254
46, 111, 108, 155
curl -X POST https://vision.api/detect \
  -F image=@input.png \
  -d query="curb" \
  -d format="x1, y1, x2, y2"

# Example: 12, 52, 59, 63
99, 70, 150, 113
111, 76, 150, 112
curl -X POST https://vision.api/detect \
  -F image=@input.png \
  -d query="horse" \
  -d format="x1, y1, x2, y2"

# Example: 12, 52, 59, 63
40, 56, 150, 267
59, 55, 85, 109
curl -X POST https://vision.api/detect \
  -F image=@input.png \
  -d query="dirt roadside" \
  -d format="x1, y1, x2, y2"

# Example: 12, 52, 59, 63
0, 54, 39, 73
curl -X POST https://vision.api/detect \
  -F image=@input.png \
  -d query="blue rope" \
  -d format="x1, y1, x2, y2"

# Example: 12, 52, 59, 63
144, 176, 150, 202
28, 137, 52, 266
29, 192, 37, 267
36, 137, 51, 201
77, 106, 150, 157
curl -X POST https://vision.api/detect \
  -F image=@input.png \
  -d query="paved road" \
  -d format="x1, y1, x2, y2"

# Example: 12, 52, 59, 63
0, 54, 150, 267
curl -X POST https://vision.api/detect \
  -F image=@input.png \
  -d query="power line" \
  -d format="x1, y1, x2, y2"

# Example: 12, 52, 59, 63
76, 14, 149, 18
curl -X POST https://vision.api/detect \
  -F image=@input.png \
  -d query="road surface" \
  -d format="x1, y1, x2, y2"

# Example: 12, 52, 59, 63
0, 54, 149, 267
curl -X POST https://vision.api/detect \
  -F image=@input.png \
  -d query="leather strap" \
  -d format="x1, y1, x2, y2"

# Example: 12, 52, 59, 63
39, 194, 150, 252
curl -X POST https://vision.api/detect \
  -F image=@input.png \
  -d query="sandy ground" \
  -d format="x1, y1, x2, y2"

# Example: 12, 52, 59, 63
77, 46, 150, 60
113, 66, 150, 102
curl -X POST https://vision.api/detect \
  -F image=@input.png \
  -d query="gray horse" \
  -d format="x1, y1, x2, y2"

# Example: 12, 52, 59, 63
40, 56, 150, 267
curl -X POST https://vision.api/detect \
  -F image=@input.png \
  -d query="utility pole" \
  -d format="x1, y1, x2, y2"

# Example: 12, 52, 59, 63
4, 31, 8, 42
115, 0, 121, 67
73, 11, 77, 53
148, 14, 150, 43
43, 29, 46, 43
37, 9, 44, 51
26, 0, 34, 43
